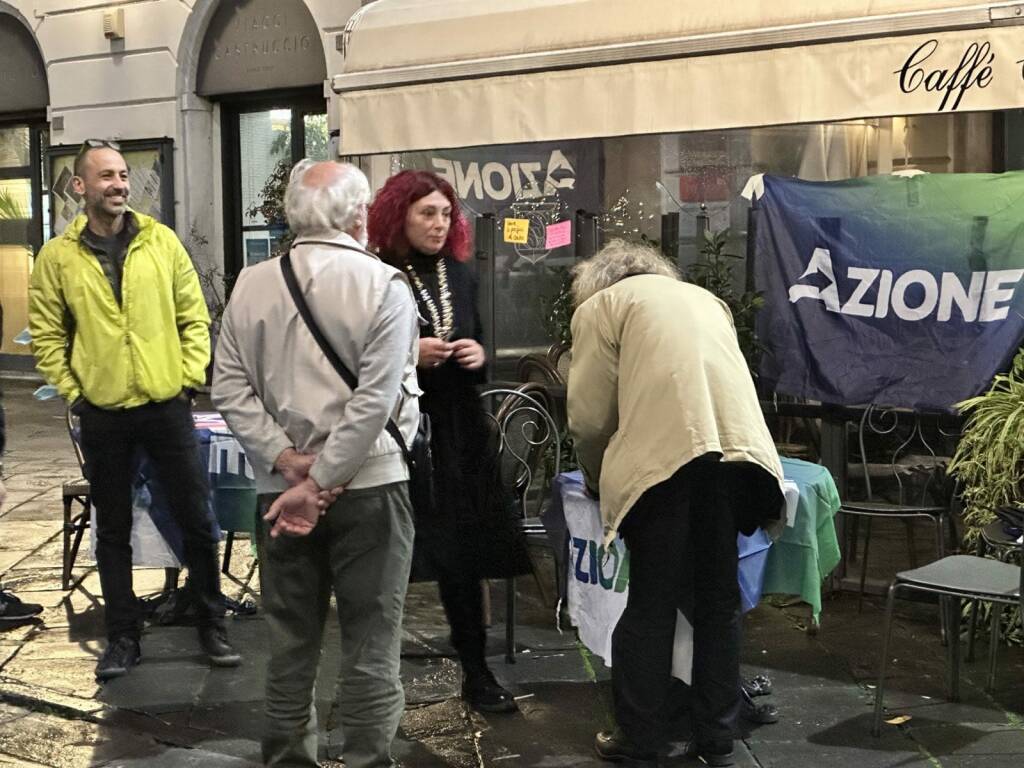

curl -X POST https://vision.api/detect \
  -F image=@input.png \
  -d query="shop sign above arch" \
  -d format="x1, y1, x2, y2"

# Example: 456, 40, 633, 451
0, 13, 48, 113
196, 0, 327, 97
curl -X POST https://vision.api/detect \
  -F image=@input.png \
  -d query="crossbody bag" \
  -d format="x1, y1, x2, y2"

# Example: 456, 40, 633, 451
279, 248, 435, 519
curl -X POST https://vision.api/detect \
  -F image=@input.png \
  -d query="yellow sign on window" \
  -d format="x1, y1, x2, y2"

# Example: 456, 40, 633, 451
503, 217, 530, 244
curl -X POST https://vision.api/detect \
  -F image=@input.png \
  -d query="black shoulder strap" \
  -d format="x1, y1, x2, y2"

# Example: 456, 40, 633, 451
280, 251, 413, 466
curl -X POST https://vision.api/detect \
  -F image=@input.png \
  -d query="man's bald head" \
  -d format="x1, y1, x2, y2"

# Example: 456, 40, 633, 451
299, 161, 345, 189
284, 160, 370, 240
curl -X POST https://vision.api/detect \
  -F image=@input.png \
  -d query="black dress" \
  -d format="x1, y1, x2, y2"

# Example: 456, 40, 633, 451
405, 251, 529, 583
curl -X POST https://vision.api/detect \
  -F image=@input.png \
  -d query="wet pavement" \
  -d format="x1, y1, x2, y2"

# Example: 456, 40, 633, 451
1, 378, 1022, 767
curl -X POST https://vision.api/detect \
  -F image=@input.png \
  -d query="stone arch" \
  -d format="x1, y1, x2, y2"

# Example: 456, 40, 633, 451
174, 0, 228, 275
0, 2, 50, 112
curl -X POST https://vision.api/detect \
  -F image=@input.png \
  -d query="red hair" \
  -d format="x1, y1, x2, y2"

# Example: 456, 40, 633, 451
368, 170, 472, 263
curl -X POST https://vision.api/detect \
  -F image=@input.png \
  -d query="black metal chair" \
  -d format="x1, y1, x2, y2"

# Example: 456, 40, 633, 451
62, 409, 91, 590
965, 519, 1023, 665
872, 539, 1023, 735
839, 406, 957, 613
481, 383, 562, 662
516, 352, 565, 388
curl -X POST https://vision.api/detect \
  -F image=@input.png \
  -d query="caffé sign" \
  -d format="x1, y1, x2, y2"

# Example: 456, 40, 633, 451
197, 0, 326, 97
895, 37, 1024, 112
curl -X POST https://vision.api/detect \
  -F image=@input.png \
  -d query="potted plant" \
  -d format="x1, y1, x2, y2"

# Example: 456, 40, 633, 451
948, 346, 1024, 543
948, 346, 1024, 645
685, 229, 764, 375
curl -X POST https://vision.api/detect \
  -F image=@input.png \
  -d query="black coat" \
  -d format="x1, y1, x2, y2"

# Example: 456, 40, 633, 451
403, 252, 530, 582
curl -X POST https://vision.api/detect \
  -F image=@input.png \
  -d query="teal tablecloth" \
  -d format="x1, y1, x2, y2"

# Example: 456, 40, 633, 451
762, 457, 842, 620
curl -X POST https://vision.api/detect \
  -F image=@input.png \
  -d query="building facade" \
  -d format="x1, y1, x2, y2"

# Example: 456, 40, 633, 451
2, 1, 1022, 373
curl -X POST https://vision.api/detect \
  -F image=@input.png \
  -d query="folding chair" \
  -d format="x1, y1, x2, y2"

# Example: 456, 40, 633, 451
62, 409, 91, 590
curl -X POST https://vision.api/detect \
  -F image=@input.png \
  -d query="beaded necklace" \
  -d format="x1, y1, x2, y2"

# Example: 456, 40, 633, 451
405, 257, 454, 341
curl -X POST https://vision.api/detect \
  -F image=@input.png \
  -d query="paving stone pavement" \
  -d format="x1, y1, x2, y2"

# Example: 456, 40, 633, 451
0, 379, 1022, 767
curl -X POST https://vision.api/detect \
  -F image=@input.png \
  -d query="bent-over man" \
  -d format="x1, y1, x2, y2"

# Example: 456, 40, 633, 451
568, 240, 785, 767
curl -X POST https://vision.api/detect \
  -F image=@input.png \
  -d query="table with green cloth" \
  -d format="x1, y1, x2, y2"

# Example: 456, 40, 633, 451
762, 456, 842, 620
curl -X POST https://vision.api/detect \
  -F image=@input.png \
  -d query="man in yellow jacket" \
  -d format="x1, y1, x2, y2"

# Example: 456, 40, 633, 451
28, 141, 239, 680
568, 240, 784, 767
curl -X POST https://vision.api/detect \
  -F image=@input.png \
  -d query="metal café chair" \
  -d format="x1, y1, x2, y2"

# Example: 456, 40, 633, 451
839, 405, 957, 613
546, 342, 572, 385
481, 383, 562, 662
965, 518, 1023, 665
872, 537, 1023, 735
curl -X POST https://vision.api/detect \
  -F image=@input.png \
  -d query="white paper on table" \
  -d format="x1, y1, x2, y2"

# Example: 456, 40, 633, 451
783, 479, 800, 527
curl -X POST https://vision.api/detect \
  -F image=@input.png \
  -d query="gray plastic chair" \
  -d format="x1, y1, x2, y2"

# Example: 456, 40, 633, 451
871, 542, 1023, 736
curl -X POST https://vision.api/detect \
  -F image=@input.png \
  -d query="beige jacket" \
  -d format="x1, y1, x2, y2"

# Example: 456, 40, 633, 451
568, 274, 784, 544
212, 232, 421, 494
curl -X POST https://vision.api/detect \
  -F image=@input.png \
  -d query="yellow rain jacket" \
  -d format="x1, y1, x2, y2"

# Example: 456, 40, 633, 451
29, 211, 210, 409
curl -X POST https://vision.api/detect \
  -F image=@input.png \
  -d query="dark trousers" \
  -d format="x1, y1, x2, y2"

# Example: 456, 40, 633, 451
78, 398, 222, 640
612, 458, 741, 748
437, 570, 487, 675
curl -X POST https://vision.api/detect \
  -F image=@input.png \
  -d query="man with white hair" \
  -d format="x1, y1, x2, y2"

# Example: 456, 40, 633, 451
568, 240, 785, 767
212, 160, 420, 768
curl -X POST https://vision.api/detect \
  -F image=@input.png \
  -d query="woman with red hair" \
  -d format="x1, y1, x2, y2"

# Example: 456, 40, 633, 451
369, 170, 526, 714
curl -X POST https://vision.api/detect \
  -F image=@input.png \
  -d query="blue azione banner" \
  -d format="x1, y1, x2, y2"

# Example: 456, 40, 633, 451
753, 172, 1024, 410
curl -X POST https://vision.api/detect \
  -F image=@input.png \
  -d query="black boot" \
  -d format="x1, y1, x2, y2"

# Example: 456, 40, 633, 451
199, 624, 241, 667
96, 636, 141, 681
462, 665, 516, 713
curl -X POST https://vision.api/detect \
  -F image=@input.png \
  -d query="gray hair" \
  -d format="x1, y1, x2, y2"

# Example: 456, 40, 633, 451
284, 159, 370, 236
571, 238, 681, 306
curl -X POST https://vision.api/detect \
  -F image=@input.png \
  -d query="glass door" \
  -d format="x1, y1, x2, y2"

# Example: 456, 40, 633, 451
0, 123, 45, 362
222, 94, 329, 278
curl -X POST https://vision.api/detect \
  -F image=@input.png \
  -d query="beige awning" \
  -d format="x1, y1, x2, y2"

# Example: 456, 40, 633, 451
334, 1, 1024, 154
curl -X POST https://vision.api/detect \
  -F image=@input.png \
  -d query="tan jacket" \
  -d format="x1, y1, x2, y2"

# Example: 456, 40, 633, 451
211, 232, 421, 494
568, 274, 784, 544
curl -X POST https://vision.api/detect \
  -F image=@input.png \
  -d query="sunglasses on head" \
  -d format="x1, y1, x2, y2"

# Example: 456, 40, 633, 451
81, 139, 121, 151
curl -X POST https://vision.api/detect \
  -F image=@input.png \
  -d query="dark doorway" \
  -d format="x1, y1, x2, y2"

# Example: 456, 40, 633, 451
219, 90, 328, 280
